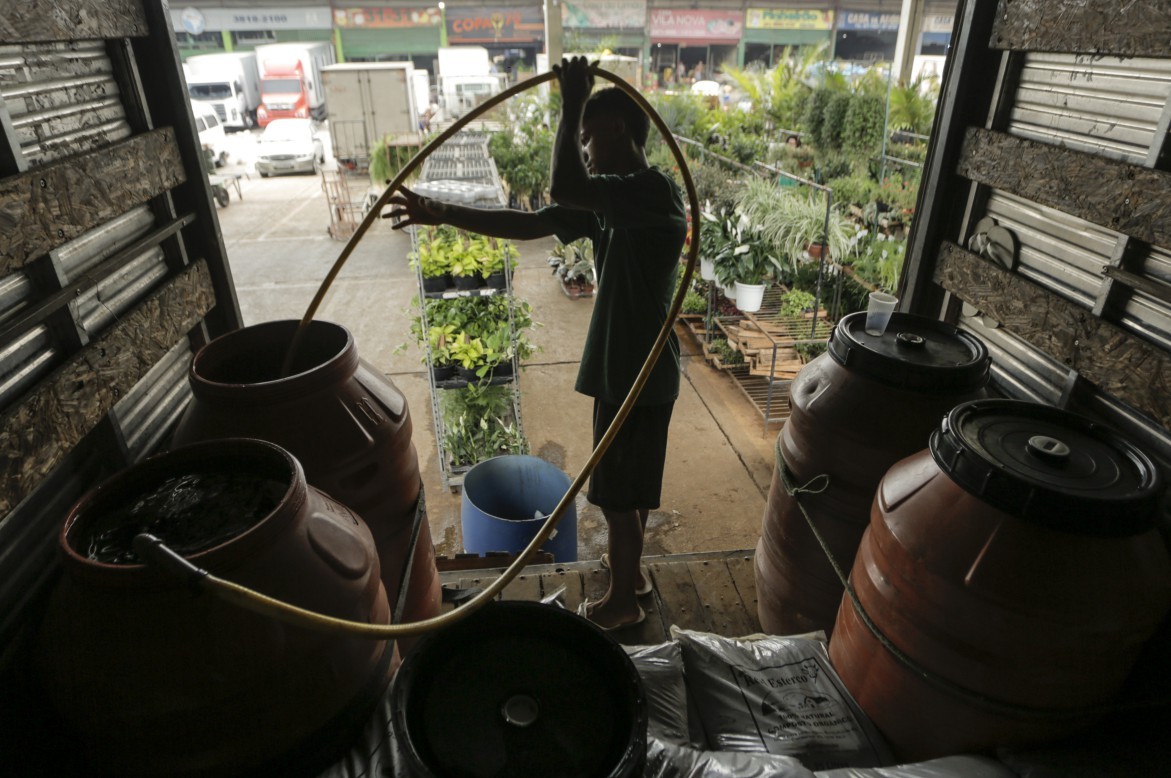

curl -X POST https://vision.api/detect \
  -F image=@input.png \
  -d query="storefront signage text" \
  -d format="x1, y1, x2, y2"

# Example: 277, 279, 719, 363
561, 0, 647, 30
333, 7, 441, 29
649, 9, 743, 41
171, 6, 332, 32
745, 8, 834, 31
837, 12, 900, 31
922, 14, 956, 33
448, 6, 544, 43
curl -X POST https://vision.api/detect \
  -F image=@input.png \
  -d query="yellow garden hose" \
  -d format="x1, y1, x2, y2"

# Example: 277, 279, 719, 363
144, 64, 700, 639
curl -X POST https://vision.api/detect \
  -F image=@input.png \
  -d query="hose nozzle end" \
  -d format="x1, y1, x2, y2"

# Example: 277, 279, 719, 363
134, 533, 210, 593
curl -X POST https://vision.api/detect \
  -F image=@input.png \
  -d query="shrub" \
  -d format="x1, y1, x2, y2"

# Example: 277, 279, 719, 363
816, 92, 852, 150
801, 88, 834, 141
843, 94, 886, 153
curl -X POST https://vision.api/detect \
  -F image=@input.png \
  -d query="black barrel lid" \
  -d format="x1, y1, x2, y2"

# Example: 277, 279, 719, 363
930, 399, 1162, 537
392, 600, 646, 778
828, 312, 990, 393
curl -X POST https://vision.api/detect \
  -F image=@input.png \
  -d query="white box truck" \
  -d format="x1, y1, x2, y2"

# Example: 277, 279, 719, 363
184, 52, 261, 130
254, 41, 335, 126
321, 62, 424, 169
437, 46, 505, 120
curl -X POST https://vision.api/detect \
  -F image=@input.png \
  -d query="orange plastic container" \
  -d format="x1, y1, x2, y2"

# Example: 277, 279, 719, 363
171, 320, 441, 652
829, 400, 1171, 759
38, 439, 393, 776
756, 312, 989, 636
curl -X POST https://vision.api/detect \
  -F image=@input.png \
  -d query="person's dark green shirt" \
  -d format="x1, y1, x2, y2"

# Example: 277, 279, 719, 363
539, 167, 687, 406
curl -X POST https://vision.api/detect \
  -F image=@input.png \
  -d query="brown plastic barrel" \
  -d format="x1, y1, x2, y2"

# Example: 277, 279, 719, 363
755, 312, 990, 636
37, 439, 394, 777
828, 400, 1171, 760
171, 320, 441, 654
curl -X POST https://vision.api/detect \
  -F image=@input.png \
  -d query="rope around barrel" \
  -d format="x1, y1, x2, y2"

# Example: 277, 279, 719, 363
772, 435, 1169, 719
141, 65, 701, 639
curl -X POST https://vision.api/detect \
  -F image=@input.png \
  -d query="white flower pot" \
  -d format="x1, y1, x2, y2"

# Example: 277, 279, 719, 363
721, 282, 737, 301
734, 282, 766, 313
700, 256, 716, 281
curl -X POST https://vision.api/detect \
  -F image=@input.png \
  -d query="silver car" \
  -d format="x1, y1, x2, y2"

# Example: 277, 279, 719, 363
255, 118, 323, 176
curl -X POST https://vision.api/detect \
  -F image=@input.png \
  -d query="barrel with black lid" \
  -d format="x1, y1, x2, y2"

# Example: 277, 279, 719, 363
828, 400, 1171, 760
391, 600, 648, 777
756, 312, 991, 636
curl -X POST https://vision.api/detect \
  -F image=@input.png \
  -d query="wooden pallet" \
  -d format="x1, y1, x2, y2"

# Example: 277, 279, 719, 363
438, 549, 762, 645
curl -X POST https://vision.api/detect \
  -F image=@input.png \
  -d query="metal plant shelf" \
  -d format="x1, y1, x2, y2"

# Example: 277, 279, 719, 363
700, 284, 834, 432
413, 130, 524, 489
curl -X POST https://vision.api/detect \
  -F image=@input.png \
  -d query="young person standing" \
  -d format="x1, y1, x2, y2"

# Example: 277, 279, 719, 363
387, 57, 687, 630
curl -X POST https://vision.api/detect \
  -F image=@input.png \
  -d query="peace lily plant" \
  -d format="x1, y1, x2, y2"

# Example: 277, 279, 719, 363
710, 208, 786, 312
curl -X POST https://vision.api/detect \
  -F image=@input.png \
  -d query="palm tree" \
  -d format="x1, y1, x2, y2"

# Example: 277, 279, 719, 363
887, 74, 939, 136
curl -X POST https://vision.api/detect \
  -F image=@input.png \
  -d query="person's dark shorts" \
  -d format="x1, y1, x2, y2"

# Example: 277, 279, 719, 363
588, 399, 674, 512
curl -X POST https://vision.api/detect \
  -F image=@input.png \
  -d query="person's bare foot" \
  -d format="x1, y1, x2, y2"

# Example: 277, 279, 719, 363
600, 553, 652, 596
579, 595, 645, 631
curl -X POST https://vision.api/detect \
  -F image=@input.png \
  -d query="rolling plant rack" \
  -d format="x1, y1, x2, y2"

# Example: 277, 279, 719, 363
409, 131, 526, 489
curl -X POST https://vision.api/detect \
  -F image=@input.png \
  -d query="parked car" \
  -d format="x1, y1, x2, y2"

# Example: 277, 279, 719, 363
191, 99, 227, 167
254, 118, 324, 177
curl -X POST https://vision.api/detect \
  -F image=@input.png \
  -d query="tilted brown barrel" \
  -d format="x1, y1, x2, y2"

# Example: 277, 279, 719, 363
756, 312, 990, 636
828, 400, 1171, 760
171, 320, 441, 654
38, 439, 394, 776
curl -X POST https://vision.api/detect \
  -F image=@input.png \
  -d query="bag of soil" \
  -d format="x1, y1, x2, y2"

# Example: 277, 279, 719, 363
624, 642, 697, 747
812, 755, 1016, 777
671, 628, 892, 771
645, 736, 816, 778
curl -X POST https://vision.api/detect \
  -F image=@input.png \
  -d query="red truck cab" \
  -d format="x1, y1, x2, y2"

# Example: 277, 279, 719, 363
256, 56, 309, 127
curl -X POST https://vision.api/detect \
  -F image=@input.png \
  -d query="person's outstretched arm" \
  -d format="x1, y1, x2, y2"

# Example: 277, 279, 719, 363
385, 187, 555, 241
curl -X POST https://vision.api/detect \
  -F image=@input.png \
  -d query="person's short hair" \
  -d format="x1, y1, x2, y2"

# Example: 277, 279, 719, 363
583, 87, 650, 148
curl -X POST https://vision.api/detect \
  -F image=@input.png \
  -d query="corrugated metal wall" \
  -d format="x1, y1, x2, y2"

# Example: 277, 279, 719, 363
1009, 53, 1171, 164
0, 1, 241, 663
0, 41, 133, 167
903, 0, 1171, 469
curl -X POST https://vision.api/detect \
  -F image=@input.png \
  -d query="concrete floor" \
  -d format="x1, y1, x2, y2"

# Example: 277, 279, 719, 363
211, 135, 778, 561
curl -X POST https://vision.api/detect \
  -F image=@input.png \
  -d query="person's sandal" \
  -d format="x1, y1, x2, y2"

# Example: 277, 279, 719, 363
577, 599, 647, 632
600, 553, 653, 597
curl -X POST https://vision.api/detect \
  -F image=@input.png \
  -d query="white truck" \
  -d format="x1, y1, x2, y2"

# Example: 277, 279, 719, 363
254, 41, 335, 126
437, 46, 505, 120
184, 52, 261, 130
321, 62, 425, 169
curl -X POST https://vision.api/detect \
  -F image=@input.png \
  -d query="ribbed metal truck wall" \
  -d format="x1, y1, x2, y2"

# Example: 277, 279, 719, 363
0, 0, 241, 670
902, 0, 1171, 471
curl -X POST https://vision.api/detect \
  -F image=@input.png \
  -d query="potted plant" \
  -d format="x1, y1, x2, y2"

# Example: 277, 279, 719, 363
750, 188, 859, 270
413, 239, 453, 294
698, 206, 731, 281
450, 332, 487, 382
427, 324, 458, 381
710, 210, 784, 314
479, 239, 512, 289
548, 237, 595, 298
450, 239, 485, 291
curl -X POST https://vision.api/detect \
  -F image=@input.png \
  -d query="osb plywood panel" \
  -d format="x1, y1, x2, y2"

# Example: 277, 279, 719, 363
0, 260, 213, 516
957, 128, 1171, 251
991, 0, 1171, 57
0, 0, 147, 43
0, 128, 184, 276
935, 242, 1171, 427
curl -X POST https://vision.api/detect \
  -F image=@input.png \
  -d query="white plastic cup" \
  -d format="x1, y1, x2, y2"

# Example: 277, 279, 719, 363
865, 292, 898, 336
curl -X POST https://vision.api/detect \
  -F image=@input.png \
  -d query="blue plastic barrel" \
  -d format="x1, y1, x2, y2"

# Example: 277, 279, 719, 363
461, 455, 577, 562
